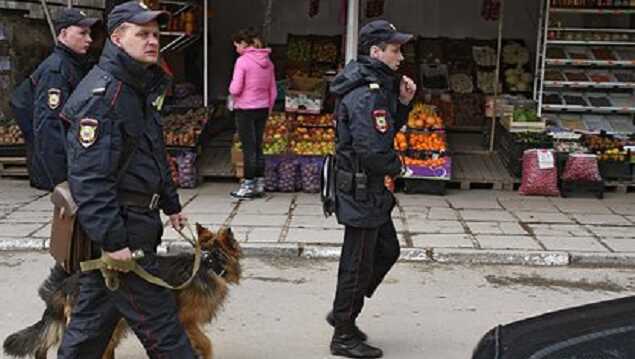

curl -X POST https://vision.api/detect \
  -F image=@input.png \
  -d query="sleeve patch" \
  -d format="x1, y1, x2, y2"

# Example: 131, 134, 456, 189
78, 118, 99, 148
373, 109, 389, 133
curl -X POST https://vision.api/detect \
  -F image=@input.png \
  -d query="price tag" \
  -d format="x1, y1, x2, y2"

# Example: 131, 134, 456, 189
537, 150, 555, 170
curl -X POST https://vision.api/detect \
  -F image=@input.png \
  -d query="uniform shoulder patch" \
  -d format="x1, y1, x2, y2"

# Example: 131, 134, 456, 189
78, 118, 99, 148
373, 109, 389, 133
48, 88, 62, 110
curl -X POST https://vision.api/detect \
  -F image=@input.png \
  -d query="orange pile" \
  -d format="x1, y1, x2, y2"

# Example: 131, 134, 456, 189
407, 103, 443, 129
408, 132, 446, 152
403, 157, 447, 168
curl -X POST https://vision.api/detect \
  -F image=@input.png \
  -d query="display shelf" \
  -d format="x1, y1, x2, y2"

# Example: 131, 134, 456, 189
549, 27, 635, 34
545, 58, 635, 67
543, 81, 635, 89
542, 104, 635, 114
547, 40, 635, 46
549, 8, 635, 15
534, 0, 635, 122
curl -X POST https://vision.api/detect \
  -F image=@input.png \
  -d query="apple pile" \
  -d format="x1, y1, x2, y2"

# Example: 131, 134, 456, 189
295, 113, 334, 127
291, 127, 335, 155
263, 112, 289, 155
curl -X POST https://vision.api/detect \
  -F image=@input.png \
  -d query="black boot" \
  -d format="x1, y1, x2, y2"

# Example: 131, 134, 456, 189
326, 311, 368, 341
330, 330, 383, 358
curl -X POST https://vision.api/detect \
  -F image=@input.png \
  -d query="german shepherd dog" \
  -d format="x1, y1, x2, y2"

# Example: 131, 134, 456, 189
3, 224, 242, 359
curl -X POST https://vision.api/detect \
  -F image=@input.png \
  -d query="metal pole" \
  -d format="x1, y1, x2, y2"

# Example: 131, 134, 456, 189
204, 0, 208, 108
489, 0, 504, 152
532, 0, 545, 101
40, 0, 58, 45
536, 0, 551, 118
67, 0, 72, 8
345, 0, 359, 63
263, 0, 274, 43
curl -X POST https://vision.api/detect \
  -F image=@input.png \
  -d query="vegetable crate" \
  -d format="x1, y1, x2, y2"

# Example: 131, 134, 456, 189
560, 180, 605, 199
599, 160, 632, 181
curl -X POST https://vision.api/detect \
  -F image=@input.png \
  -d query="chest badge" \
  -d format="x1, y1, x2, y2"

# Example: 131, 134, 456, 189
78, 118, 99, 148
373, 109, 389, 134
48, 89, 61, 110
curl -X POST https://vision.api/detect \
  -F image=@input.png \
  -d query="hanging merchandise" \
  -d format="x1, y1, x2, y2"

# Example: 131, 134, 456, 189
309, 0, 320, 17
366, 0, 385, 18
481, 0, 501, 21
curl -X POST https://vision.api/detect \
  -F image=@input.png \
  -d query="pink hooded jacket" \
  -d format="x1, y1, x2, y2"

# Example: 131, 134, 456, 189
229, 48, 277, 111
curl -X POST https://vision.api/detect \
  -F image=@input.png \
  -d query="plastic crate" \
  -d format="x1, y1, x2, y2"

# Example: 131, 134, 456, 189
560, 180, 605, 199
599, 160, 632, 181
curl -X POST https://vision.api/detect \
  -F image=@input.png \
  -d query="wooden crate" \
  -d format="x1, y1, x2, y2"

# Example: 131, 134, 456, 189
0, 156, 28, 177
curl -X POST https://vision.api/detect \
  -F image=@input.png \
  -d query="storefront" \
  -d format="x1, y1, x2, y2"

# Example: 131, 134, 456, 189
0, 0, 633, 196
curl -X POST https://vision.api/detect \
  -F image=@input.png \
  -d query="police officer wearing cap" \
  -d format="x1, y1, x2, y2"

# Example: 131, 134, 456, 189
327, 20, 416, 358
57, 2, 196, 357
24, 8, 100, 191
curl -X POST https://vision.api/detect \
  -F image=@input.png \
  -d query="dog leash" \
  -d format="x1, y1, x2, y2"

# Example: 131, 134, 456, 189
80, 223, 202, 291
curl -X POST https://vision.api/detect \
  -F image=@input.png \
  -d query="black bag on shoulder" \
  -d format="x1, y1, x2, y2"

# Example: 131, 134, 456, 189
320, 154, 336, 217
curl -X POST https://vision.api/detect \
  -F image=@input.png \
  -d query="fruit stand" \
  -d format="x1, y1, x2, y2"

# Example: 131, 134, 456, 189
394, 103, 452, 194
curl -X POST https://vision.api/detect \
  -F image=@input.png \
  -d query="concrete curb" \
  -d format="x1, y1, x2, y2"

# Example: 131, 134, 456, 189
7, 238, 635, 268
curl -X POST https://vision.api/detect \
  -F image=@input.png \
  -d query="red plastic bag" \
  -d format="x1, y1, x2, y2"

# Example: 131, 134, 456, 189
561, 154, 602, 183
519, 149, 560, 197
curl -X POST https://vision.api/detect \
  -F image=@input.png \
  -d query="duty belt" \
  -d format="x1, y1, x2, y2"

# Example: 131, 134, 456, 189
118, 191, 160, 210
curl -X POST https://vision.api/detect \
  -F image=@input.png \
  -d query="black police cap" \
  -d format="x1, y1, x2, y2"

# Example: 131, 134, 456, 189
107, 1, 170, 34
360, 20, 413, 49
54, 8, 101, 34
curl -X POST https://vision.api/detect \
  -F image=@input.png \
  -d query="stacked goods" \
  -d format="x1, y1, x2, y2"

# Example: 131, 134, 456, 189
519, 149, 560, 197
166, 150, 197, 188
407, 103, 444, 129
395, 103, 451, 180
0, 124, 24, 145
299, 157, 324, 193
584, 134, 631, 180
290, 127, 335, 155
263, 113, 289, 155
296, 113, 333, 127
163, 108, 207, 147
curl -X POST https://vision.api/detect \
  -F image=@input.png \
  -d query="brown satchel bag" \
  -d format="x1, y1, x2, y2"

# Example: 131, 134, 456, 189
50, 182, 92, 273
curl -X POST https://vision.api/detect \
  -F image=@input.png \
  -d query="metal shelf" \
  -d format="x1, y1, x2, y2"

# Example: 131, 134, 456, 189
550, 7, 635, 14
545, 58, 635, 67
544, 81, 635, 89
549, 27, 635, 34
542, 104, 635, 114
547, 40, 635, 46
535, 1, 635, 119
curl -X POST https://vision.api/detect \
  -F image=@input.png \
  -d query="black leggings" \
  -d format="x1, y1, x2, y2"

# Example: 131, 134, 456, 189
235, 109, 268, 179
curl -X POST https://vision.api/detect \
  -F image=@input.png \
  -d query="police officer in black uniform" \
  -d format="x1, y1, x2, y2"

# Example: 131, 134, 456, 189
27, 8, 100, 190
57, 2, 196, 358
327, 20, 417, 358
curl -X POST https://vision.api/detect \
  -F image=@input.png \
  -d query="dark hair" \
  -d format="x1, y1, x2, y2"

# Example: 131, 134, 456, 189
359, 41, 388, 56
232, 27, 265, 48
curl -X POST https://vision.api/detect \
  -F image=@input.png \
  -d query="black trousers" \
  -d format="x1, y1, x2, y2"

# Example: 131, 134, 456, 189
235, 108, 268, 179
332, 219, 401, 332
58, 209, 196, 359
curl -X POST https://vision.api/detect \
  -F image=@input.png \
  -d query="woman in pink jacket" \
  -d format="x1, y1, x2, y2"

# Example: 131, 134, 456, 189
229, 28, 277, 199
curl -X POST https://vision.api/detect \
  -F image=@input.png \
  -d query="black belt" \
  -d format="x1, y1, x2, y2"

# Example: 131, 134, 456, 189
118, 191, 160, 211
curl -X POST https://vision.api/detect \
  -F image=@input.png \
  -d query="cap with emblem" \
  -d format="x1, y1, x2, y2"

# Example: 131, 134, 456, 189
359, 20, 413, 50
54, 8, 101, 35
107, 1, 170, 34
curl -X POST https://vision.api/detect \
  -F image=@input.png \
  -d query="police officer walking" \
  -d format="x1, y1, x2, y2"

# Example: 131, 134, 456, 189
57, 2, 196, 358
327, 20, 416, 358
26, 8, 100, 190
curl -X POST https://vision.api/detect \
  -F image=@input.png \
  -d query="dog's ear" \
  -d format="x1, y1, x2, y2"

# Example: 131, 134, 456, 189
196, 223, 205, 236
218, 227, 240, 252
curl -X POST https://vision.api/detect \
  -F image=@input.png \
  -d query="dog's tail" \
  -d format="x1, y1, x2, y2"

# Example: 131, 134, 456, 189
3, 308, 54, 357
39, 264, 71, 303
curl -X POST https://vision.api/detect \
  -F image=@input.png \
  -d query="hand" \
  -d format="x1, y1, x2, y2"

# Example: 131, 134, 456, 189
169, 213, 187, 231
104, 248, 132, 272
399, 75, 417, 105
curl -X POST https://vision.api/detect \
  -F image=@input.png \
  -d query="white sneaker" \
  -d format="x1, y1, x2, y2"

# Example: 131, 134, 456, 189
255, 177, 266, 196
231, 179, 257, 199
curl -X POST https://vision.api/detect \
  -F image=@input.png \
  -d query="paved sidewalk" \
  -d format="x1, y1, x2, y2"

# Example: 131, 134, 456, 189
1, 180, 634, 267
